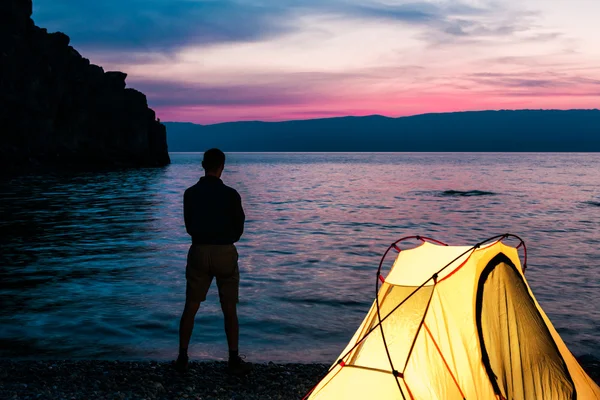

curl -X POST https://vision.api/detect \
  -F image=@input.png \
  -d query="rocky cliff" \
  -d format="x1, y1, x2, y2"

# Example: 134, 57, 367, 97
0, 0, 170, 172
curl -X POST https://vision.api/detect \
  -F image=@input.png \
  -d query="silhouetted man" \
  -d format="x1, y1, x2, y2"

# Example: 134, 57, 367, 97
175, 148, 251, 376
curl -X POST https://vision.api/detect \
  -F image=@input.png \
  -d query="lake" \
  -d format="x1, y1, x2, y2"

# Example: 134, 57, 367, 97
1, 152, 599, 363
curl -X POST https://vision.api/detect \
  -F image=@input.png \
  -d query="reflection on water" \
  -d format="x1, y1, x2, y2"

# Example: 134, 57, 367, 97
0, 153, 599, 363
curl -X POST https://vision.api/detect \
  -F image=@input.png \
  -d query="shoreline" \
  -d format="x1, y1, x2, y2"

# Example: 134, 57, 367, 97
1, 357, 599, 400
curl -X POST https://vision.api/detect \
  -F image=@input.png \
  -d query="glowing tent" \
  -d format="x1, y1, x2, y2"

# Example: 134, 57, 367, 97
304, 234, 600, 400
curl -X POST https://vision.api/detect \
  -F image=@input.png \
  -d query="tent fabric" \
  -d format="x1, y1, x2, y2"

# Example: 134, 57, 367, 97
476, 254, 575, 399
306, 239, 600, 400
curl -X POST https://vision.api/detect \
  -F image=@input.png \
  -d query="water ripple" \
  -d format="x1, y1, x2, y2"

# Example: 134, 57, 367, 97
439, 190, 499, 197
0, 152, 599, 363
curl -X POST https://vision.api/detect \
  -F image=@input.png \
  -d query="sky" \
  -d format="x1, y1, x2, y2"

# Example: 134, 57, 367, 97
33, 0, 600, 124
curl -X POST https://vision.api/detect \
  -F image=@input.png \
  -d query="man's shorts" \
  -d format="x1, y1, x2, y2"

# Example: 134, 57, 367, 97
185, 244, 240, 304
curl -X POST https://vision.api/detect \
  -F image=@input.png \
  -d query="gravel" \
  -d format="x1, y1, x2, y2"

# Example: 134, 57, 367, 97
0, 360, 328, 400
1, 357, 598, 399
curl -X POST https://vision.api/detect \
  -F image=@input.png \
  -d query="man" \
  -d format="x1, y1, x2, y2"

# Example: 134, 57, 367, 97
174, 148, 252, 376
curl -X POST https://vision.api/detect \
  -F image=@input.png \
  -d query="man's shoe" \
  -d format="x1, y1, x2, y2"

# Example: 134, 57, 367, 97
227, 355, 252, 376
173, 354, 189, 373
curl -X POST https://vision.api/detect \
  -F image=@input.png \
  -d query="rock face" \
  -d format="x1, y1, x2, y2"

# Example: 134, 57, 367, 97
0, 0, 170, 172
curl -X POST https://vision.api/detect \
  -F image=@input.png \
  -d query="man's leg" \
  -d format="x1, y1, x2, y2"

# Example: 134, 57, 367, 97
179, 300, 201, 356
215, 245, 251, 375
220, 301, 239, 355
175, 245, 211, 372
220, 300, 251, 375
174, 299, 200, 372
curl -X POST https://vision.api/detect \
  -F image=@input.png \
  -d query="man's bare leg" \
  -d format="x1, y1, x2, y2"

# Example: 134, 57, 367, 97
175, 300, 200, 371
180, 300, 201, 352
221, 301, 251, 375
220, 301, 239, 353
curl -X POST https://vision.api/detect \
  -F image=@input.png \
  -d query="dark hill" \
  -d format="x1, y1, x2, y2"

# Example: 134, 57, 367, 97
165, 109, 600, 152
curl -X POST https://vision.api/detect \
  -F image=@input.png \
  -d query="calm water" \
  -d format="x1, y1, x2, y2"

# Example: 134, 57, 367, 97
1, 153, 599, 363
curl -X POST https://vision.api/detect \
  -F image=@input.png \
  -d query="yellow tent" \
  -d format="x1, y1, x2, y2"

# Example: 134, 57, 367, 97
305, 234, 600, 400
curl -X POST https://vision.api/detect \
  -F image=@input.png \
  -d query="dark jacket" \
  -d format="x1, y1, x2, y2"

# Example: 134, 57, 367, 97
183, 176, 245, 245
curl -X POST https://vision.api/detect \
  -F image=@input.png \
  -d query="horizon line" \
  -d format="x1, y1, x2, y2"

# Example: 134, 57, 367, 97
168, 151, 600, 154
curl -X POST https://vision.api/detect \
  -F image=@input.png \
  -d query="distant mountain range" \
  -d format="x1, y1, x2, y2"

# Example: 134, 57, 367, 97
165, 109, 600, 152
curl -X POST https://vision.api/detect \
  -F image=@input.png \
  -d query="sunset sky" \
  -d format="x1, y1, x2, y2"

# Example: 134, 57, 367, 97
33, 0, 600, 124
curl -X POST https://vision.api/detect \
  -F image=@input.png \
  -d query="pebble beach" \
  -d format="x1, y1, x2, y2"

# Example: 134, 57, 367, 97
1, 357, 599, 400
0, 360, 328, 400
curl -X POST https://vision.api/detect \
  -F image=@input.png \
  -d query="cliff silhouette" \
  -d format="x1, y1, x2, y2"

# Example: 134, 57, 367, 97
0, 0, 170, 172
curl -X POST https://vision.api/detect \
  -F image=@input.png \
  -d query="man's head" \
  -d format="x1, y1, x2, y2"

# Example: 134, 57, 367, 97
202, 148, 226, 177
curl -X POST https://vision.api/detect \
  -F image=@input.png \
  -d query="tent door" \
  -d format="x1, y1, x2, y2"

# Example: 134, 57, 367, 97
475, 253, 576, 400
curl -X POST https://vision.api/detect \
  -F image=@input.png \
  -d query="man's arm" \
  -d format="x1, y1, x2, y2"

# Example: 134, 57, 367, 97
183, 189, 192, 236
232, 191, 245, 242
